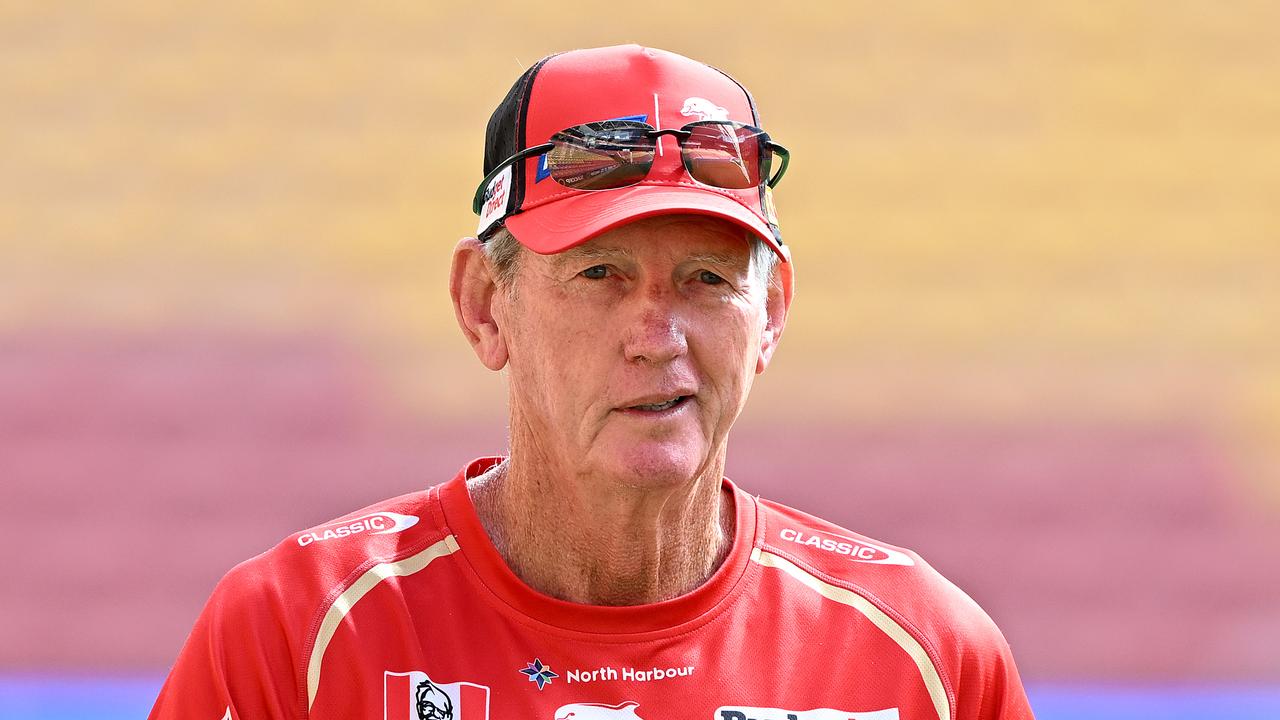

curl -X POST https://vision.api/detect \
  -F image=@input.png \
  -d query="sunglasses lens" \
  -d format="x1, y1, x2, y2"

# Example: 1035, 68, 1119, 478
682, 123, 768, 190
546, 121, 655, 191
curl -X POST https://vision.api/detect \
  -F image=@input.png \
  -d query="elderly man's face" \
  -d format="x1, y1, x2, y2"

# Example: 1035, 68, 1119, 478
489, 215, 787, 486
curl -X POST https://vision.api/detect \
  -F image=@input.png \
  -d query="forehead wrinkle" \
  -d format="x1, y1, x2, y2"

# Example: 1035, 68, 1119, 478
550, 243, 636, 268
555, 244, 746, 265
683, 250, 748, 268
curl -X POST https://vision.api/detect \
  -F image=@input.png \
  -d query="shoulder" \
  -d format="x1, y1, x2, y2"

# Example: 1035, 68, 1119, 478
196, 484, 459, 675
752, 494, 1014, 664
213, 487, 452, 613
151, 470, 484, 720
203, 457, 503, 644
750, 494, 1032, 717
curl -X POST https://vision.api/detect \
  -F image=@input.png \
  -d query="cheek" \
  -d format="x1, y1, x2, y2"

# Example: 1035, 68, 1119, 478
698, 305, 766, 395
504, 298, 606, 413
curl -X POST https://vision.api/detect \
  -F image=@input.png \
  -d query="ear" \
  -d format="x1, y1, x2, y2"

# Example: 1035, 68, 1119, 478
756, 258, 794, 374
450, 236, 509, 371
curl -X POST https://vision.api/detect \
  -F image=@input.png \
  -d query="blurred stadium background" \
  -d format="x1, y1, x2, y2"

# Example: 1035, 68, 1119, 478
2, 2, 1278, 718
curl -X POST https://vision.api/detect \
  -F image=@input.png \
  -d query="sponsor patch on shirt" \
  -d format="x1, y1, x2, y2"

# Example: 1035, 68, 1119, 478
384, 671, 489, 720
296, 512, 419, 547
562, 663, 695, 684
556, 701, 644, 720
518, 658, 558, 690
777, 528, 914, 566
715, 707, 899, 720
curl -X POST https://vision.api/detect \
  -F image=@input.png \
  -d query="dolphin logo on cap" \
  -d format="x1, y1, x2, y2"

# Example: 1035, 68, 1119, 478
681, 97, 730, 121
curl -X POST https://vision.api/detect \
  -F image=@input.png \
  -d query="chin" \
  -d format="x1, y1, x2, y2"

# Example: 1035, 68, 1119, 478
598, 438, 711, 489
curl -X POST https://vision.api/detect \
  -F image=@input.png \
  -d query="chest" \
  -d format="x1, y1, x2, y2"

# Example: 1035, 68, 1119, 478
305, 572, 943, 720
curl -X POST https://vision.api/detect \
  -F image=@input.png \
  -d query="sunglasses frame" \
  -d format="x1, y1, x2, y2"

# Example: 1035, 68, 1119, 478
471, 120, 790, 216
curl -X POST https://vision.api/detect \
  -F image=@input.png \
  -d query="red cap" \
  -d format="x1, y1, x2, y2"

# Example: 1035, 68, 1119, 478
477, 45, 788, 262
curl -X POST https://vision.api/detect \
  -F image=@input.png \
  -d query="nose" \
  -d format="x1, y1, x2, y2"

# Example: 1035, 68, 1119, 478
621, 282, 688, 365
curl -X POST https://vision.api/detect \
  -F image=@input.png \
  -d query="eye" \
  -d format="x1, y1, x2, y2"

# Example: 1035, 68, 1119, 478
581, 265, 609, 280
698, 270, 725, 285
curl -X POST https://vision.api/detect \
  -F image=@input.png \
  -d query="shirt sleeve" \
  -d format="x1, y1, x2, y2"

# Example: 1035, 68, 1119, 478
951, 618, 1037, 720
149, 562, 302, 720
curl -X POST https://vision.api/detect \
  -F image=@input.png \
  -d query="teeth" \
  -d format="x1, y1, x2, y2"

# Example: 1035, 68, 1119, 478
633, 397, 682, 411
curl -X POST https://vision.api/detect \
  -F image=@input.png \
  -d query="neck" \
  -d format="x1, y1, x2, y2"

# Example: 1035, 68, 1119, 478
466, 451, 735, 606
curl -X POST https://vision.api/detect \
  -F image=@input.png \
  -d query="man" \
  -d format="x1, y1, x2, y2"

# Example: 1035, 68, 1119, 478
150, 45, 1034, 720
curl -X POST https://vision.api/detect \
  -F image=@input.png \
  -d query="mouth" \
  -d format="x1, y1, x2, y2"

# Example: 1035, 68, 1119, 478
615, 393, 696, 416
627, 396, 691, 412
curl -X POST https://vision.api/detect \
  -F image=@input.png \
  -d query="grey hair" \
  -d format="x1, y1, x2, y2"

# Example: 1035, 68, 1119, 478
483, 226, 781, 293
483, 227, 525, 291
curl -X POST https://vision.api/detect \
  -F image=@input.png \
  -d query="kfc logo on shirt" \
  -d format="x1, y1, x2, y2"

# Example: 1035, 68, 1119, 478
384, 671, 490, 720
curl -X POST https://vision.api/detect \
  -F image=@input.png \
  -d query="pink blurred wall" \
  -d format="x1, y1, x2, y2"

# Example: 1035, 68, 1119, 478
2, 2, 1278, 683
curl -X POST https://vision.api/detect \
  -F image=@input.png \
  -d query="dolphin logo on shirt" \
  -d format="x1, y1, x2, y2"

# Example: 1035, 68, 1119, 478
555, 700, 644, 720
